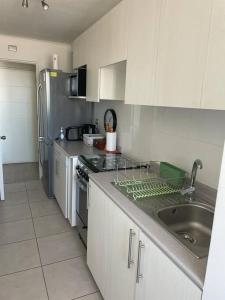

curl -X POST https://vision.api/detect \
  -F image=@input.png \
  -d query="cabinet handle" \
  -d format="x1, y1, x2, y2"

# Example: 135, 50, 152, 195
136, 241, 145, 283
128, 229, 136, 269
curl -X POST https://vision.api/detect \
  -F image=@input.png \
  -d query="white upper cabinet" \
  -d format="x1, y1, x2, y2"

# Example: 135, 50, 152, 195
72, 1, 128, 102
201, 0, 225, 110
125, 0, 162, 105
99, 0, 128, 67
155, 0, 212, 108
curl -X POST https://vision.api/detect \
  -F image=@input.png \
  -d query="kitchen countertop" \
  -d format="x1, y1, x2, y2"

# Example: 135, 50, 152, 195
55, 140, 104, 157
89, 170, 213, 290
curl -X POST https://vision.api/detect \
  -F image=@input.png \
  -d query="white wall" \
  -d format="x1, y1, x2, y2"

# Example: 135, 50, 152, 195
0, 34, 72, 72
94, 101, 224, 189
0, 65, 38, 163
202, 142, 225, 299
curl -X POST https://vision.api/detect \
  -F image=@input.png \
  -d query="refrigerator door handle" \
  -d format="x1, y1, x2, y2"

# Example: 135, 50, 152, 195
37, 83, 42, 138
38, 136, 45, 142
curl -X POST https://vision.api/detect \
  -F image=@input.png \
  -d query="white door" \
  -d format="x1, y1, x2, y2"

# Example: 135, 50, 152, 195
0, 65, 37, 164
0, 134, 6, 200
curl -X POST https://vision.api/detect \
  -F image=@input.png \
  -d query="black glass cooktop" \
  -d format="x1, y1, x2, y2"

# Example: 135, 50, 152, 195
79, 154, 137, 172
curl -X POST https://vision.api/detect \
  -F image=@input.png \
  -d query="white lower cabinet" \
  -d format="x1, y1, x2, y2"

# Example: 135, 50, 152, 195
53, 143, 78, 224
87, 182, 109, 296
135, 231, 202, 300
107, 199, 139, 300
87, 181, 138, 300
53, 144, 68, 218
87, 181, 202, 300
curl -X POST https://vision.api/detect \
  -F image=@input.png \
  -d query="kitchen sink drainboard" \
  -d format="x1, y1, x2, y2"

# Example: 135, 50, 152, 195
113, 176, 183, 201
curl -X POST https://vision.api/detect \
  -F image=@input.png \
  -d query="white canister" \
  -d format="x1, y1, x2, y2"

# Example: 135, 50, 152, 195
53, 54, 59, 69
106, 132, 117, 152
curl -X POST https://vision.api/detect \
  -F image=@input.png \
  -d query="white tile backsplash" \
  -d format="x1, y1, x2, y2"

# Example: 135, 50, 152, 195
94, 100, 225, 189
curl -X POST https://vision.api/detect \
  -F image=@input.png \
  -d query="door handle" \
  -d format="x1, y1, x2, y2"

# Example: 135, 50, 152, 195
136, 241, 145, 283
128, 229, 136, 269
38, 136, 45, 142
0, 136, 6, 140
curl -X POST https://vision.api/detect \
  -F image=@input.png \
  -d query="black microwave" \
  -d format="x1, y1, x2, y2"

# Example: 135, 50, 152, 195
70, 65, 86, 98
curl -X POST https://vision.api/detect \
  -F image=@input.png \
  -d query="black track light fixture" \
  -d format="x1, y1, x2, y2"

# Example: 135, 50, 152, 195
41, 0, 49, 11
21, 0, 50, 10
22, 0, 28, 8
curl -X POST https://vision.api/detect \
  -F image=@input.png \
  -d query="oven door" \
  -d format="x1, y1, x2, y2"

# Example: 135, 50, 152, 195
75, 174, 88, 246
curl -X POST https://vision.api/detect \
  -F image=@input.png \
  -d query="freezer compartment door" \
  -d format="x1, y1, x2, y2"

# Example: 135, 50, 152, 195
40, 142, 54, 198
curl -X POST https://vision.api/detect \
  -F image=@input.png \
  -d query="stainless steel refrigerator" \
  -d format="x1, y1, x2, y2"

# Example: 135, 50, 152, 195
38, 69, 92, 198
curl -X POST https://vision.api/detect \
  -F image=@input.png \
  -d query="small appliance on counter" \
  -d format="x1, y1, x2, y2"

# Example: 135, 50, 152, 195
65, 126, 83, 141
83, 134, 105, 146
82, 123, 96, 135
65, 124, 96, 141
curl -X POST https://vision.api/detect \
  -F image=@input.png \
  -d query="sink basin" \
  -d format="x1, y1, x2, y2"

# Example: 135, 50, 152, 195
156, 203, 214, 258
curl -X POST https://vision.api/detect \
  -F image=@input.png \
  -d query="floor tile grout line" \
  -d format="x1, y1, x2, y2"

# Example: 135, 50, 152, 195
32, 212, 62, 220
30, 210, 61, 219
41, 254, 86, 268
0, 237, 36, 247
36, 229, 79, 240
36, 228, 75, 239
27, 190, 50, 300
71, 291, 100, 300
0, 265, 41, 279
0, 216, 32, 225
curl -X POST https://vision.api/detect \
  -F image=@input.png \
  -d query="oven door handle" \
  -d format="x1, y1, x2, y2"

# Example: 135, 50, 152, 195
75, 176, 87, 192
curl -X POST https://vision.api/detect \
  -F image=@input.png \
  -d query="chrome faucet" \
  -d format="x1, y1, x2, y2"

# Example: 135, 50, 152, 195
181, 159, 203, 199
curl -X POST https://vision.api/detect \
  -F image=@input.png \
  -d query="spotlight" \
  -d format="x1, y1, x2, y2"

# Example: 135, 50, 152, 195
41, 0, 49, 10
22, 0, 28, 8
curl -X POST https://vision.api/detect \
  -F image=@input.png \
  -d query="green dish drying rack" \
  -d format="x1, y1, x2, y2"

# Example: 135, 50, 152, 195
113, 162, 187, 201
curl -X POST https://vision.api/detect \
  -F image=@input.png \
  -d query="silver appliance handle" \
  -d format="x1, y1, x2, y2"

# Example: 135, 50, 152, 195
37, 83, 41, 118
75, 175, 87, 192
128, 229, 136, 268
136, 241, 145, 283
37, 83, 42, 139
37, 82, 45, 160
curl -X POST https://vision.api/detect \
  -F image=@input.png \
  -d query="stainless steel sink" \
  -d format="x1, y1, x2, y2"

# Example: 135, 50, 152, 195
156, 203, 214, 258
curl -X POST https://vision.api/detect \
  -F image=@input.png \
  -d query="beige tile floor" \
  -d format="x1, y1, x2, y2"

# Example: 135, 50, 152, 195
0, 180, 103, 300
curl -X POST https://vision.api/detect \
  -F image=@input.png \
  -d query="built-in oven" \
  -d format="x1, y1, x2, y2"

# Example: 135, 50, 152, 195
75, 163, 90, 247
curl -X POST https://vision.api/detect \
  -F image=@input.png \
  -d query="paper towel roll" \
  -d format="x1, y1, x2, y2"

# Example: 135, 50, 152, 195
106, 132, 117, 152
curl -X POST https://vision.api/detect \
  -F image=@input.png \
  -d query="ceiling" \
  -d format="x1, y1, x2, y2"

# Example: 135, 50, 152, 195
0, 0, 121, 43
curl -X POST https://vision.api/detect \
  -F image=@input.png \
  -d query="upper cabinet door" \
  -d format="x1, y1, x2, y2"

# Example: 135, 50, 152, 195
99, 0, 128, 67
125, 0, 162, 105
155, 0, 212, 108
201, 0, 225, 110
